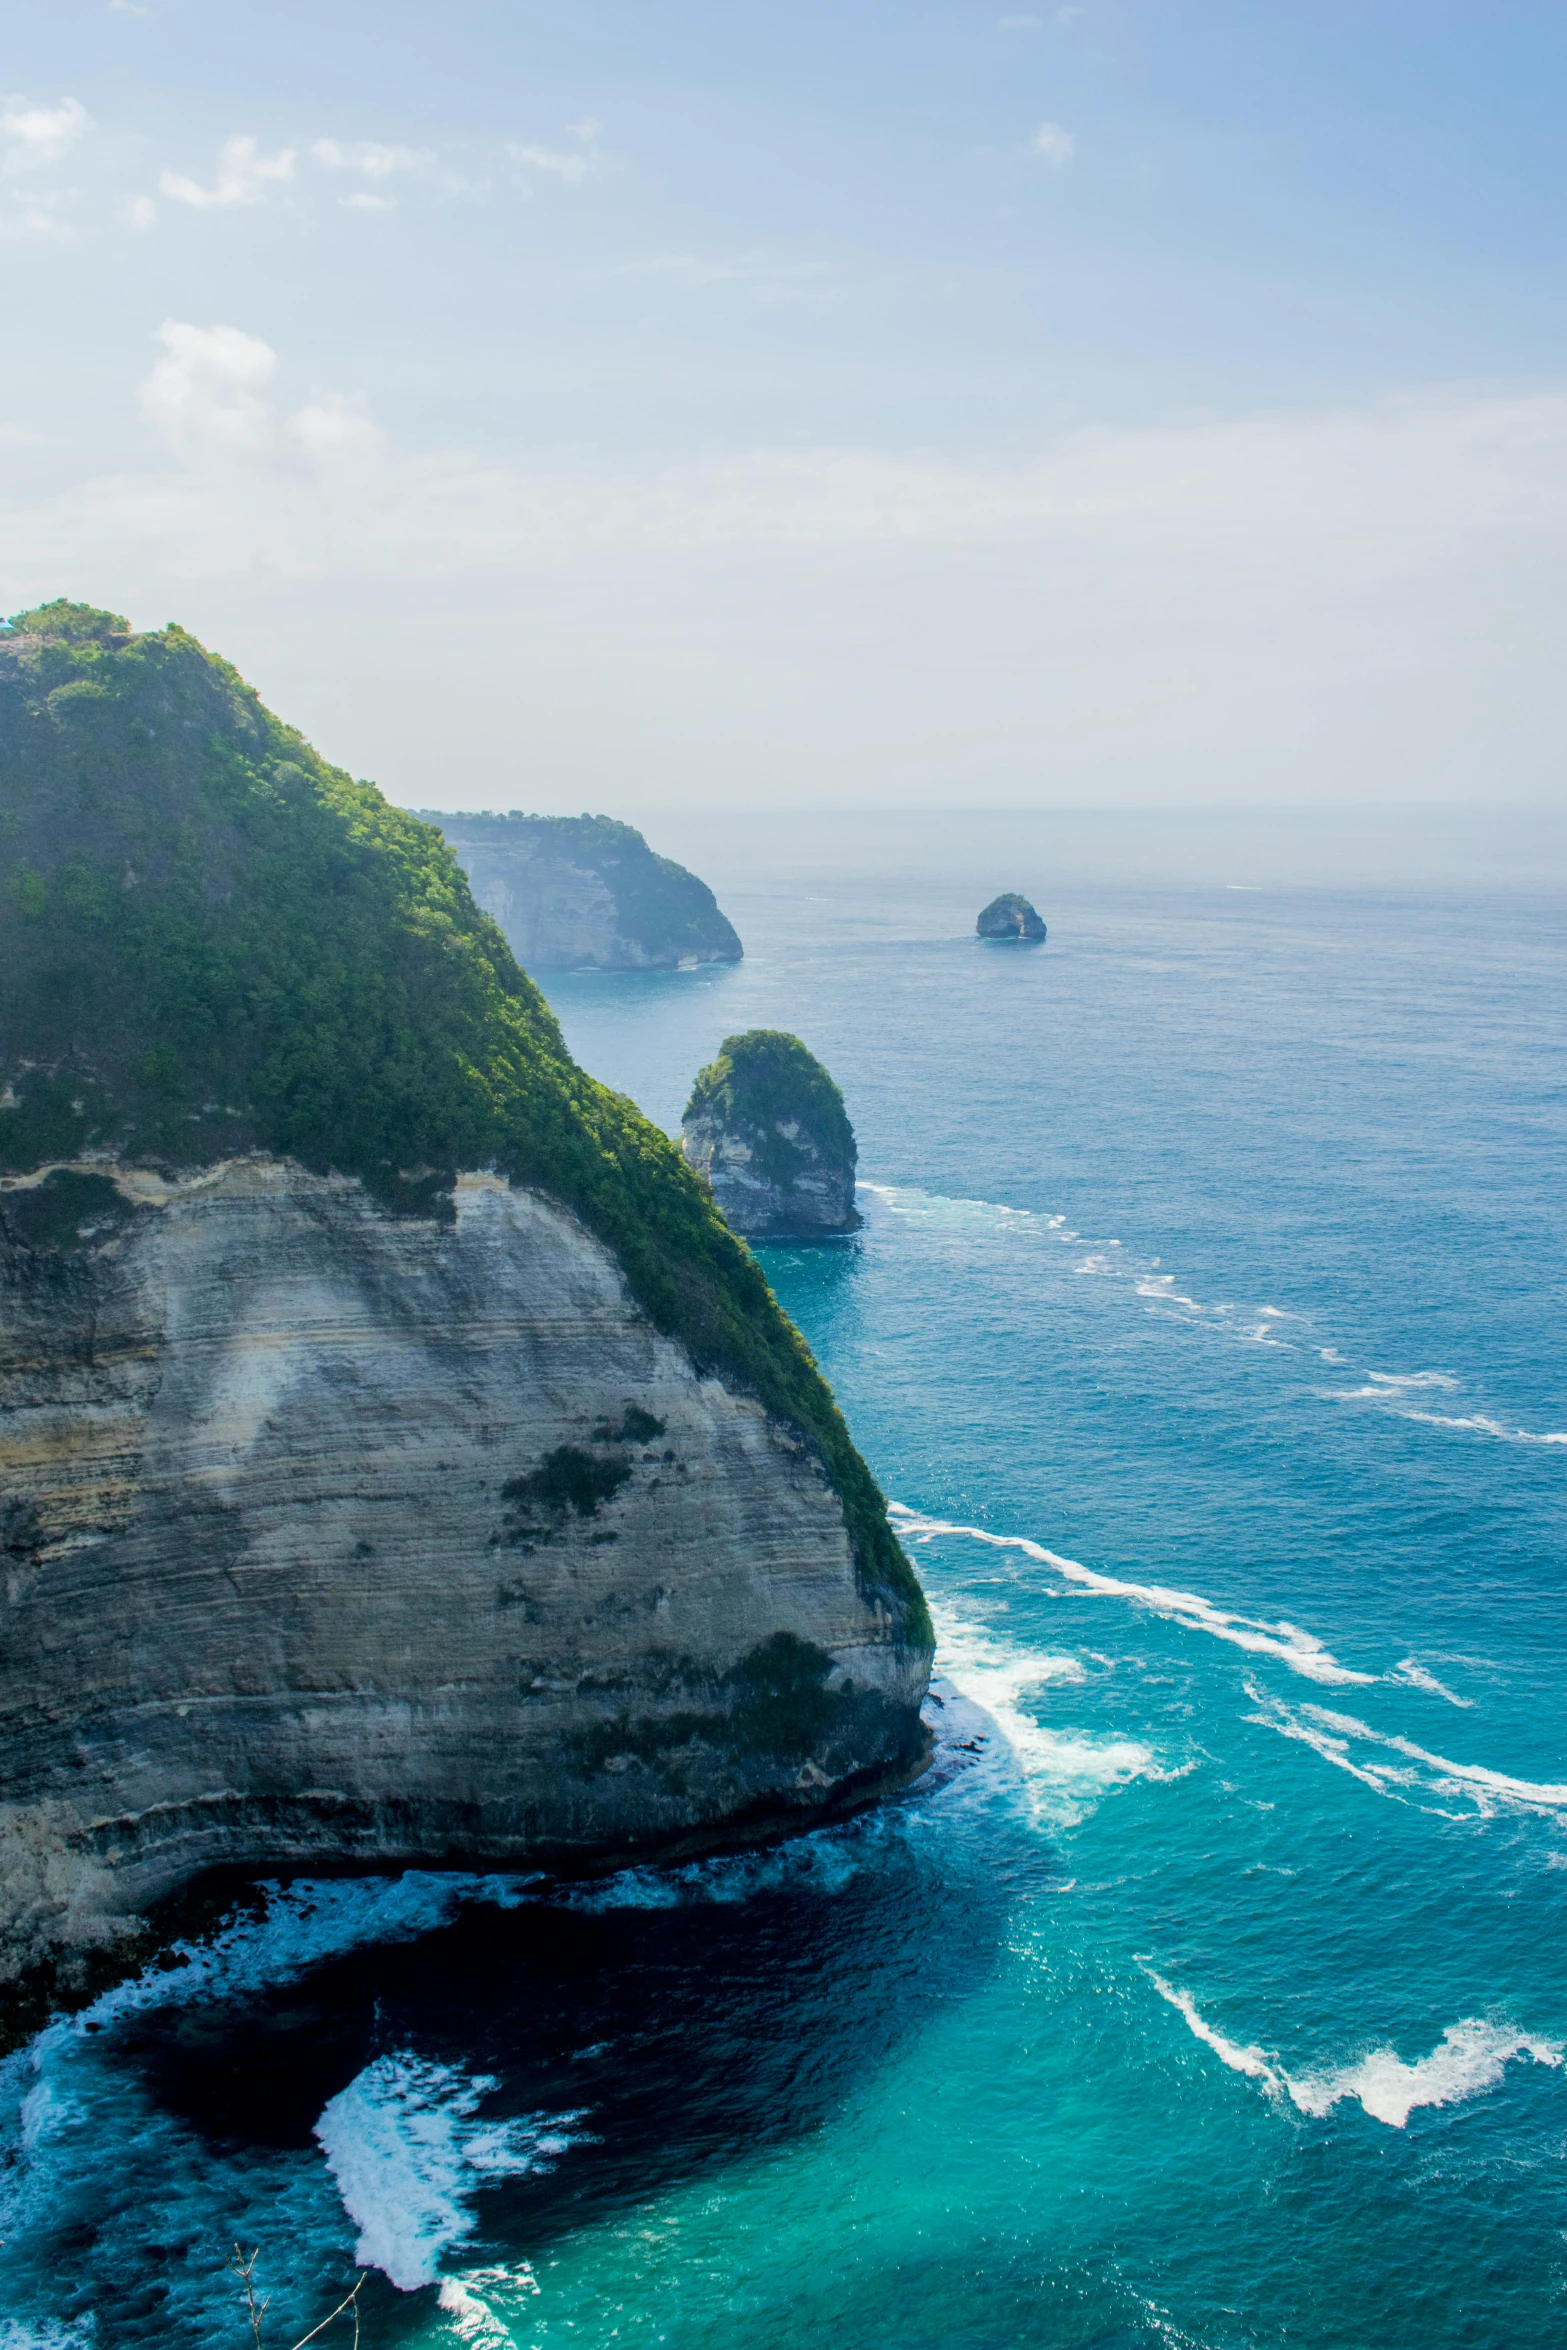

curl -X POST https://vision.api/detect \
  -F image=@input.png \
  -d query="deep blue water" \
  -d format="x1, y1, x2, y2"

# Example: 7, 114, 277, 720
2, 863, 1564, 2349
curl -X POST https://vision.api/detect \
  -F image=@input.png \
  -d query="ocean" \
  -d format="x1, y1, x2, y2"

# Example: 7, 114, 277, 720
2, 824, 1564, 2349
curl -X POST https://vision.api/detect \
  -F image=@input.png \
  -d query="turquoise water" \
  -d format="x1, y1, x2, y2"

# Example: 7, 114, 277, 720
2, 867, 1564, 2348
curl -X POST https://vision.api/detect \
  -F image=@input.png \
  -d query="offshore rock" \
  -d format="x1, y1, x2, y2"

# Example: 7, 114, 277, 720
682, 1031, 860, 1241
976, 892, 1047, 942
421, 811, 744, 972
0, 602, 929, 2020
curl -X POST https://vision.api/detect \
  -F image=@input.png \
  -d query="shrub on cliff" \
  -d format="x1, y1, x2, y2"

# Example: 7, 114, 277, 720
0, 600, 926, 1638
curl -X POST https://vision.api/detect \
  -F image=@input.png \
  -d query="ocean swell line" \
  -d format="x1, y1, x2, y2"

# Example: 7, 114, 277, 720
890, 1506, 1376, 1688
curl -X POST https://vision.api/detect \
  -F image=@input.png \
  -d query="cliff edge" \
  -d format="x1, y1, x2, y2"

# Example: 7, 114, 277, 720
682, 1031, 860, 1240
0, 602, 929, 2025
420, 810, 744, 971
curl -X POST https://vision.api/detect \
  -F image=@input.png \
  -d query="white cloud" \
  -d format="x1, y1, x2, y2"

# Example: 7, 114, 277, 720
108, 1, 151, 14
140, 321, 279, 456
12, 351, 1567, 809
1055, 6, 1086, 23
159, 134, 295, 210
137, 320, 382, 473
341, 191, 396, 213
509, 119, 606, 185
291, 390, 384, 463
119, 193, 158, 231
1, 96, 90, 175
998, 14, 1041, 27
1032, 120, 1075, 167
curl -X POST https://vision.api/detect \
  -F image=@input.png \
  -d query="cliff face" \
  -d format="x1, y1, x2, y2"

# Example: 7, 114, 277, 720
0, 1158, 922, 2000
422, 812, 743, 971
682, 1031, 860, 1240
0, 604, 929, 2016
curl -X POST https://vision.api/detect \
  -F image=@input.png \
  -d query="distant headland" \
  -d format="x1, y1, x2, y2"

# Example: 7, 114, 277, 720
418, 810, 743, 972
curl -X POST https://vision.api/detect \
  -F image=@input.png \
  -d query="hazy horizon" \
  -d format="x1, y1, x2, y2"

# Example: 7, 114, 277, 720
5, 2, 1567, 815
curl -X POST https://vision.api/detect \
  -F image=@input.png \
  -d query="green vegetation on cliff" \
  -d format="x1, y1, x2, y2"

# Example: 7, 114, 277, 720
685, 1030, 856, 1186
0, 600, 926, 1637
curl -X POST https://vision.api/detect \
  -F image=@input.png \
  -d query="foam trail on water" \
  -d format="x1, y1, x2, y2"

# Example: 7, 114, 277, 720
1147, 1971, 1564, 2127
930, 1601, 1157, 1824
893, 1506, 1376, 1688
1246, 1687, 1567, 1819
315, 2054, 586, 2292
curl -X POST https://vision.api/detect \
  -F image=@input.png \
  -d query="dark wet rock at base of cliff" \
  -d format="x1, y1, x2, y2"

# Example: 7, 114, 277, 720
976, 892, 1047, 942
681, 1031, 860, 1241
420, 810, 744, 972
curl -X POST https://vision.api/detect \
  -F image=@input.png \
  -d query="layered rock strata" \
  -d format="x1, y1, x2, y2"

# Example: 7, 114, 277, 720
682, 1031, 860, 1240
0, 1156, 926, 2003
422, 812, 743, 971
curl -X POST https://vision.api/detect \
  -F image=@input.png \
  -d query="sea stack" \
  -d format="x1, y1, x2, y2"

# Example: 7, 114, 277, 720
0, 602, 930, 2024
976, 892, 1047, 942
421, 810, 743, 972
682, 1031, 860, 1240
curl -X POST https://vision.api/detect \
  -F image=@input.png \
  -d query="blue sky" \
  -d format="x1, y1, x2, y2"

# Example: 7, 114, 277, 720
3, 2, 1565, 810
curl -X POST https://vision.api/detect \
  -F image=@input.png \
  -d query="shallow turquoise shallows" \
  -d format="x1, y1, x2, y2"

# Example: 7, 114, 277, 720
2, 867, 1563, 2350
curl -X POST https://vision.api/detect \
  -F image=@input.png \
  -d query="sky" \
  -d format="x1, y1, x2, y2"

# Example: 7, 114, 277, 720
3, 1, 1566, 815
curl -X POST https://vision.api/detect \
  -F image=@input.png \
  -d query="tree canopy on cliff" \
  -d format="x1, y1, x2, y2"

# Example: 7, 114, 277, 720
0, 599, 924, 1634
685, 1030, 856, 1174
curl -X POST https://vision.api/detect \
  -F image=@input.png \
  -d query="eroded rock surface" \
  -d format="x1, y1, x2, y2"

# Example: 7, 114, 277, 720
976, 893, 1047, 942
0, 1158, 926, 2005
682, 1032, 859, 1240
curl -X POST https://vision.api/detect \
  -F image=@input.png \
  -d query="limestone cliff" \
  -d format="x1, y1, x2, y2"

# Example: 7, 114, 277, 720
421, 811, 743, 971
682, 1031, 860, 1240
0, 602, 929, 2021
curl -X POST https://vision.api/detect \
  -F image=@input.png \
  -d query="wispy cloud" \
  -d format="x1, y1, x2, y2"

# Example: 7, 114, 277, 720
159, 134, 295, 210
509, 119, 607, 185
997, 14, 1041, 28
1032, 119, 1075, 167
1, 95, 90, 175
312, 137, 475, 206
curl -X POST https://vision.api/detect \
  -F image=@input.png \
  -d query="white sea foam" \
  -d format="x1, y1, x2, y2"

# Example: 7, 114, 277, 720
315, 2054, 586, 2292
1147, 1971, 1563, 2126
1391, 1658, 1472, 1707
893, 1506, 1376, 1687
1326, 1372, 1567, 1448
437, 2266, 540, 2347
1246, 1686, 1567, 1819
930, 1602, 1154, 1822
1136, 1274, 1201, 1310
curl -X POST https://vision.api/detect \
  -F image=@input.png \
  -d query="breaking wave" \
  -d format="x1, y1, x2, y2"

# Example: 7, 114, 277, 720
315, 2054, 585, 2291
1244, 1686, 1567, 1819
1146, 1971, 1564, 2128
893, 1506, 1378, 1688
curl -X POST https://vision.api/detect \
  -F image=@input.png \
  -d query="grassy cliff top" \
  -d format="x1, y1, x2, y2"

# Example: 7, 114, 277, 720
685, 1031, 856, 1167
0, 600, 924, 1637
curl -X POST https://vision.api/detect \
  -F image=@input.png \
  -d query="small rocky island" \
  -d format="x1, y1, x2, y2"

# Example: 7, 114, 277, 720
977, 892, 1047, 942
682, 1031, 860, 1240
421, 809, 743, 971
0, 602, 929, 2027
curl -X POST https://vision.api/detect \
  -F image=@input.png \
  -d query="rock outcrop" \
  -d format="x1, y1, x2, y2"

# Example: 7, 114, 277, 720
976, 892, 1047, 942
682, 1032, 859, 1240
0, 603, 928, 2022
421, 811, 743, 971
